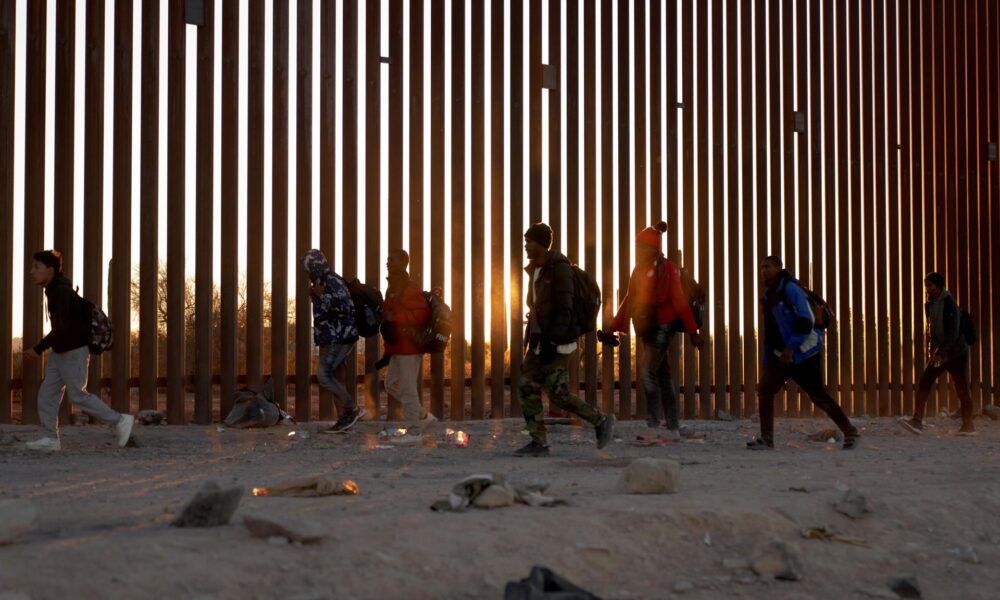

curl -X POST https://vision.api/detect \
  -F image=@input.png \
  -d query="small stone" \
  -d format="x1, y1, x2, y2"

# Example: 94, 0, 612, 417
617, 458, 680, 494
0, 499, 38, 545
244, 514, 326, 544
888, 577, 921, 599
171, 481, 243, 527
137, 409, 165, 426
834, 488, 869, 519
473, 484, 516, 509
672, 581, 694, 593
751, 541, 804, 581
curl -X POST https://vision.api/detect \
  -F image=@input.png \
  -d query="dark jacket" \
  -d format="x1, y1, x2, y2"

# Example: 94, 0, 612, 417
524, 250, 577, 346
761, 270, 823, 365
302, 250, 358, 346
382, 272, 431, 356
34, 274, 91, 354
925, 290, 967, 365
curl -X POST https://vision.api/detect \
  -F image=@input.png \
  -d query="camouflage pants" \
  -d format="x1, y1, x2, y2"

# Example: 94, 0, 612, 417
519, 350, 604, 444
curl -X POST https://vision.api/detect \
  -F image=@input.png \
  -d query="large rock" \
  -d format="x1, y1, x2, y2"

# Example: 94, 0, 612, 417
243, 514, 325, 544
171, 481, 243, 527
617, 458, 680, 494
834, 488, 869, 519
751, 541, 804, 581
473, 483, 516, 509
0, 500, 37, 545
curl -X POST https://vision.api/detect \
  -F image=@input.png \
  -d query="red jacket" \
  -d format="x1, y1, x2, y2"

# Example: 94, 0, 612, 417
611, 257, 698, 335
383, 279, 431, 355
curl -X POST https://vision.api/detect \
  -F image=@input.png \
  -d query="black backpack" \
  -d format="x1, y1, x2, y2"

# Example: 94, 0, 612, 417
960, 308, 977, 345
417, 292, 453, 353
570, 265, 602, 335
346, 278, 383, 338
781, 278, 835, 331
77, 294, 114, 355
670, 263, 705, 332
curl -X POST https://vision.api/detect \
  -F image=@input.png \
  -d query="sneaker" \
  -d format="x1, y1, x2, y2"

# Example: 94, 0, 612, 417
26, 437, 61, 452
595, 415, 615, 450
321, 406, 366, 434
115, 414, 135, 447
662, 429, 682, 442
842, 431, 860, 450
513, 441, 550, 457
958, 422, 978, 436
388, 433, 423, 446
897, 417, 923, 435
746, 438, 774, 451
421, 410, 438, 423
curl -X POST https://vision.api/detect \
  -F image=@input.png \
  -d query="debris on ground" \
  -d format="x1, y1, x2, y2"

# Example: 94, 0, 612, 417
806, 429, 842, 442
137, 410, 165, 426
251, 476, 359, 498
504, 565, 601, 600
243, 514, 325, 544
442, 428, 470, 447
223, 378, 292, 429
171, 481, 244, 527
946, 546, 981, 565
751, 540, 804, 581
431, 474, 567, 512
716, 409, 736, 422
834, 488, 870, 520
0, 499, 37, 545
888, 576, 921, 598
617, 458, 680, 495
801, 526, 869, 547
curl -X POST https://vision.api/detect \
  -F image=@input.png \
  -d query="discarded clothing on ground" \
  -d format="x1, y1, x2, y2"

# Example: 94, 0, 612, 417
430, 473, 568, 512
252, 475, 360, 497
504, 566, 601, 600
224, 378, 292, 429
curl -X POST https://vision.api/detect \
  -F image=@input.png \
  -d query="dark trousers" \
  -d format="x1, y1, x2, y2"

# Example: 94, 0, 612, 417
758, 354, 856, 442
639, 338, 679, 429
913, 353, 972, 424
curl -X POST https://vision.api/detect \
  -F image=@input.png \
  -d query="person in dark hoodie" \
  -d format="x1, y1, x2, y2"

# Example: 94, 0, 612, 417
605, 222, 703, 436
302, 249, 364, 434
515, 223, 614, 457
748, 256, 858, 450
23, 250, 135, 452
899, 272, 975, 436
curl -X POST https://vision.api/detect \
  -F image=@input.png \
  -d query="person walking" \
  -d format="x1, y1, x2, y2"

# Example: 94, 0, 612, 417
23, 250, 134, 452
898, 272, 976, 436
747, 256, 859, 450
515, 223, 614, 457
604, 221, 703, 436
302, 249, 365, 434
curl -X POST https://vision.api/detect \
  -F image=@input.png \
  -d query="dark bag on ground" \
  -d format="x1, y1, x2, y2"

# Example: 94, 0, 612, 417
504, 566, 601, 600
571, 265, 602, 336
960, 307, 977, 345
347, 278, 384, 338
77, 294, 114, 355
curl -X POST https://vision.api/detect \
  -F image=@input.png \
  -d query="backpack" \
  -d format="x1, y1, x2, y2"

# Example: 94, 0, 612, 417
670, 263, 705, 331
78, 295, 114, 355
782, 279, 835, 330
346, 278, 383, 338
417, 292, 453, 353
960, 308, 977, 345
570, 265, 602, 335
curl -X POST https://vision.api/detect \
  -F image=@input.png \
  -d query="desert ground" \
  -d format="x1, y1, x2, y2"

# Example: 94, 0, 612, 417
1, 411, 999, 600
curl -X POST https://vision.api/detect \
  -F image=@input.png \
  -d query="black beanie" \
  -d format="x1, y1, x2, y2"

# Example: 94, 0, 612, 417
925, 272, 945, 288
524, 222, 553, 249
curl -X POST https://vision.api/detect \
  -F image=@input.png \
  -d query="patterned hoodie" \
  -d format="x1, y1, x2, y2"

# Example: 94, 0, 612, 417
302, 249, 358, 346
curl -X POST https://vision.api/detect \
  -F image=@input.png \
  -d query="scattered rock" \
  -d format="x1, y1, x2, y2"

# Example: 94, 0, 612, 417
983, 405, 1000, 420
716, 410, 735, 422
834, 488, 869, 519
723, 557, 751, 570
617, 458, 680, 495
171, 481, 243, 527
138, 410, 165, 426
672, 581, 694, 593
751, 541, 804, 581
946, 546, 980, 565
0, 499, 37, 545
472, 484, 516, 509
244, 514, 325, 544
888, 577, 921, 599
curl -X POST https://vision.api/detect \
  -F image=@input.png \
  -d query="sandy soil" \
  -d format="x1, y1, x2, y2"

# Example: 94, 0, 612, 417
1, 413, 998, 600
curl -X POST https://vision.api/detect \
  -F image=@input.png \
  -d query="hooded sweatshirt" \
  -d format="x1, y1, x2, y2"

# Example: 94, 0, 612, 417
33, 273, 92, 354
302, 250, 358, 346
925, 289, 967, 365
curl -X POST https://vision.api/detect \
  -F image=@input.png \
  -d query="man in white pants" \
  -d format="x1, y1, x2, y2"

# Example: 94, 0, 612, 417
23, 250, 134, 452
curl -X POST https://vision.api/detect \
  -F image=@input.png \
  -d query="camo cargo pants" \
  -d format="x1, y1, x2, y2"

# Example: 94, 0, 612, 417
519, 350, 604, 444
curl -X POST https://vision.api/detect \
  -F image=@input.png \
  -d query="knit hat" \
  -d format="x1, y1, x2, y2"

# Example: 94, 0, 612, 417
924, 272, 945, 288
636, 221, 668, 251
524, 222, 553, 249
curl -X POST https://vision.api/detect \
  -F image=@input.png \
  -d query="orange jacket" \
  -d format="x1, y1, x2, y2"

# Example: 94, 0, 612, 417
611, 257, 698, 335
383, 280, 431, 355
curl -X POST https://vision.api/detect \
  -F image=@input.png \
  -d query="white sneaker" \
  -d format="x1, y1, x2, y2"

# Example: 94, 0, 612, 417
421, 411, 438, 423
115, 414, 135, 447
26, 437, 61, 452
388, 433, 423, 446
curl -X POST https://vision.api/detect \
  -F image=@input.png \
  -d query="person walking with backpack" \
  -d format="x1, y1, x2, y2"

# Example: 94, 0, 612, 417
602, 222, 703, 436
515, 223, 614, 457
23, 250, 134, 452
899, 272, 976, 436
748, 256, 859, 451
379, 249, 433, 445
302, 249, 365, 434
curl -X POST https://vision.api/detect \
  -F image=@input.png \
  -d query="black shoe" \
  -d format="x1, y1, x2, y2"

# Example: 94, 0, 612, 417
897, 417, 923, 435
842, 431, 860, 450
746, 438, 774, 451
514, 441, 550, 457
320, 406, 366, 434
958, 422, 978, 436
595, 415, 615, 450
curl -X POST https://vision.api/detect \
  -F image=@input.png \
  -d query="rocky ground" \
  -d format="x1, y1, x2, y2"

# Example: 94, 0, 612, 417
1, 413, 999, 600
